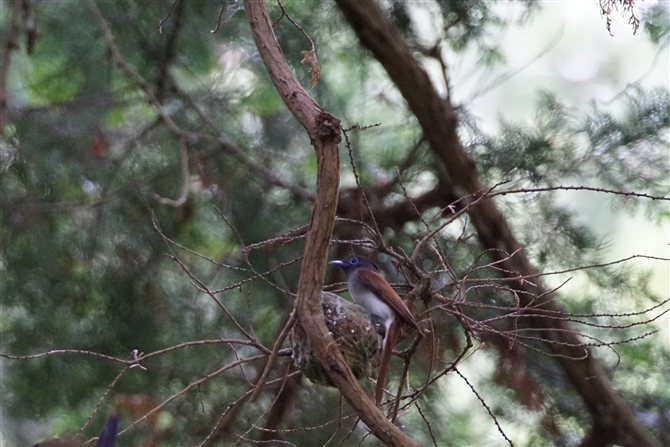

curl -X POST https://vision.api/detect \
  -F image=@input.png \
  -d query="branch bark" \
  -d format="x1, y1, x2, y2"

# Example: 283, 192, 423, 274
0, 0, 23, 134
334, 1, 660, 446
243, 1, 420, 445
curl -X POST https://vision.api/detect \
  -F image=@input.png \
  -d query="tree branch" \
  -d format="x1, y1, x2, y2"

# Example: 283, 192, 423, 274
0, 0, 23, 134
334, 1, 660, 446
243, 1, 420, 445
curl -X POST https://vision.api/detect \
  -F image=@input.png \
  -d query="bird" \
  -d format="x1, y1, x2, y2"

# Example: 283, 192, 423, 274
330, 256, 422, 404
32, 414, 119, 447
95, 415, 120, 447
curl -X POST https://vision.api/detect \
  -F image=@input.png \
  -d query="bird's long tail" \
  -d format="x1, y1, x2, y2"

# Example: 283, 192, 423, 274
375, 320, 401, 405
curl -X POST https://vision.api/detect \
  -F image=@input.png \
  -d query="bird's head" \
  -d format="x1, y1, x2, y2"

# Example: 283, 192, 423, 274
329, 256, 379, 276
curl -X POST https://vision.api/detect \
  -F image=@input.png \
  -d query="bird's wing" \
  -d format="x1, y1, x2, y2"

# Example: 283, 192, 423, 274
357, 268, 421, 333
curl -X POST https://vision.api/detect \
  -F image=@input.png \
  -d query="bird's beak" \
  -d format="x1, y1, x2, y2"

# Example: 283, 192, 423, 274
329, 260, 345, 268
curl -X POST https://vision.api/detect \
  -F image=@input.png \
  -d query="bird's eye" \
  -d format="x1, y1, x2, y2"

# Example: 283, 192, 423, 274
349, 257, 359, 265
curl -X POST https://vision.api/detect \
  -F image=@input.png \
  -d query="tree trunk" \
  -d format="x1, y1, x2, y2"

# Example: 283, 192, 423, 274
333, 1, 660, 446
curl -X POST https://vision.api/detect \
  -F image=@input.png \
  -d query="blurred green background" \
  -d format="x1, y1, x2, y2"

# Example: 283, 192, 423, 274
1, 1, 668, 446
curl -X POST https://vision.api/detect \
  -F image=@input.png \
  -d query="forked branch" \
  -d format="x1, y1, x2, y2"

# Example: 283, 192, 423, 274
243, 0, 420, 445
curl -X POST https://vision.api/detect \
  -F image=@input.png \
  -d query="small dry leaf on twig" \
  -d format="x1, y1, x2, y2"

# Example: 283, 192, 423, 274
301, 49, 320, 88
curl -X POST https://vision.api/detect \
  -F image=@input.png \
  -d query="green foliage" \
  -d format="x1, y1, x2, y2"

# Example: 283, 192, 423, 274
1, 0, 668, 446
438, 0, 504, 52
643, 2, 670, 44
470, 87, 669, 219
27, 55, 86, 103
473, 93, 578, 184
582, 87, 669, 201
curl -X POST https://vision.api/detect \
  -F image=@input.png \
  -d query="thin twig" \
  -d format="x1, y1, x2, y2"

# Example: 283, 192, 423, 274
455, 368, 515, 447
154, 135, 191, 206
492, 185, 669, 202
115, 354, 267, 438
249, 309, 298, 401
76, 366, 130, 439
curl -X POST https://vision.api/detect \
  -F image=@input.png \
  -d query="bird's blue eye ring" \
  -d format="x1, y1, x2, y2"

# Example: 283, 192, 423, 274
349, 257, 359, 265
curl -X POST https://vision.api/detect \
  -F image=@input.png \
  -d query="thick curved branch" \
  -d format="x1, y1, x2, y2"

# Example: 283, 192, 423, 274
0, 0, 23, 133
334, 1, 660, 446
243, 1, 420, 445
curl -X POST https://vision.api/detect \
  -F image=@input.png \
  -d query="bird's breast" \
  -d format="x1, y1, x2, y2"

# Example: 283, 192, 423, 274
348, 279, 394, 323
